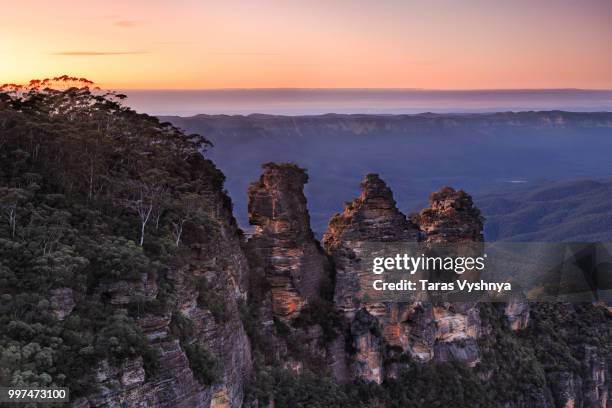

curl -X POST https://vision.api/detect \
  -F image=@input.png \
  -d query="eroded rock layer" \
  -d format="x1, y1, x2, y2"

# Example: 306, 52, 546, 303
74, 163, 252, 408
413, 186, 484, 369
323, 178, 485, 383
414, 186, 484, 243
324, 174, 420, 317
248, 163, 331, 320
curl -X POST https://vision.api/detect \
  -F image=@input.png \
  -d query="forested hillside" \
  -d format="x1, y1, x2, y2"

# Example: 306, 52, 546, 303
0, 78, 252, 405
1, 80, 610, 408
479, 179, 612, 241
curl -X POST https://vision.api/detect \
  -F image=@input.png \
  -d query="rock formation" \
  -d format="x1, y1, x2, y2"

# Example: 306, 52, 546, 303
322, 178, 486, 383
504, 297, 530, 331
241, 165, 609, 407
413, 186, 484, 368
75, 162, 252, 408
322, 174, 419, 382
70, 163, 610, 407
324, 173, 420, 316
248, 163, 331, 320
414, 186, 484, 243
49, 287, 75, 321
4, 80, 610, 408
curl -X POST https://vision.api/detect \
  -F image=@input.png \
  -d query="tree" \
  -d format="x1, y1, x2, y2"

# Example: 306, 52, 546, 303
0, 77, 216, 398
122, 181, 154, 246
121, 170, 170, 246
170, 193, 203, 246
0, 187, 29, 239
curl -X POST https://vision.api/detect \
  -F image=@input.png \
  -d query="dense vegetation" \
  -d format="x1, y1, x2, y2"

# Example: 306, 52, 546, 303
0, 77, 222, 396
244, 302, 611, 408
1, 78, 610, 407
480, 178, 612, 241
246, 358, 498, 408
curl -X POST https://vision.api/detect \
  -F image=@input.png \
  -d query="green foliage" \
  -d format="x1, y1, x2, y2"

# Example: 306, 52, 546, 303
292, 299, 343, 344
246, 357, 371, 408
169, 311, 195, 341
383, 361, 497, 408
526, 303, 611, 372
94, 315, 155, 364
246, 357, 497, 408
80, 236, 159, 281
475, 303, 612, 406
183, 343, 219, 386
0, 79, 224, 396
168, 311, 219, 386
197, 278, 230, 323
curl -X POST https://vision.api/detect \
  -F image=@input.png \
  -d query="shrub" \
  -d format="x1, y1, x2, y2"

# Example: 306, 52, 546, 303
197, 278, 230, 322
183, 343, 219, 386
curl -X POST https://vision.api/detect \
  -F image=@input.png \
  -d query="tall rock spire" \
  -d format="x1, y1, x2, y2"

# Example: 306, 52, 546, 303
248, 163, 331, 320
323, 174, 420, 383
324, 173, 420, 315
323, 178, 486, 384
414, 186, 484, 243
324, 173, 420, 249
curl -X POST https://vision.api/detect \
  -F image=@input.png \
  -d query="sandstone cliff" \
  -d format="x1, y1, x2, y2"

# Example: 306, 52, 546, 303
70, 162, 611, 408
414, 186, 484, 243
73, 162, 252, 408
247, 163, 332, 321
322, 177, 484, 383
413, 186, 484, 369
4, 83, 610, 408
324, 174, 420, 316
323, 174, 420, 382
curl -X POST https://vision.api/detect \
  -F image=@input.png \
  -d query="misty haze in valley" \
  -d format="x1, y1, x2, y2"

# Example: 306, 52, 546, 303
163, 112, 612, 241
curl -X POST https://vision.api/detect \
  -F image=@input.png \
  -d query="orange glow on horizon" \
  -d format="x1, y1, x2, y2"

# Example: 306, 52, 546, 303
2, 0, 612, 90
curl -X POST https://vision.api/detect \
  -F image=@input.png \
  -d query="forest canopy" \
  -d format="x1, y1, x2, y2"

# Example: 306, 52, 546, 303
0, 77, 225, 395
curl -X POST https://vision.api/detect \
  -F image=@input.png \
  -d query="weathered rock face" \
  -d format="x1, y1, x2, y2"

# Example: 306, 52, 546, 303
581, 345, 610, 408
49, 287, 75, 321
350, 309, 384, 383
75, 161, 252, 408
73, 161, 609, 407
324, 174, 420, 247
414, 186, 484, 243
323, 179, 485, 383
324, 174, 420, 317
504, 297, 530, 331
322, 174, 420, 382
413, 186, 484, 368
248, 163, 331, 320
414, 187, 532, 338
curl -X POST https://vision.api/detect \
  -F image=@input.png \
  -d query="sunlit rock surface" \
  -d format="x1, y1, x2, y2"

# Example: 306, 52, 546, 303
248, 163, 331, 321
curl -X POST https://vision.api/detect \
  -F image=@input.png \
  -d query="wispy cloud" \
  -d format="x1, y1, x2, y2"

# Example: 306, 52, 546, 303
155, 41, 194, 45
52, 51, 148, 56
209, 52, 281, 56
114, 20, 143, 28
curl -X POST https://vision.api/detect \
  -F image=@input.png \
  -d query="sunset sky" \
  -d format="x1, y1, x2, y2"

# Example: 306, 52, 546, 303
2, 0, 612, 90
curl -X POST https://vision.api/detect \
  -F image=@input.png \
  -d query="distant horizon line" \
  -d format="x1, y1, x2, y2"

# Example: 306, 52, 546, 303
116, 87, 612, 93
160, 111, 612, 118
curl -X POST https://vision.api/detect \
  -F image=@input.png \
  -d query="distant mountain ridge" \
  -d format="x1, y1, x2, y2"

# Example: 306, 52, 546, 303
479, 178, 612, 242
128, 89, 612, 116
162, 111, 612, 237
164, 111, 612, 134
